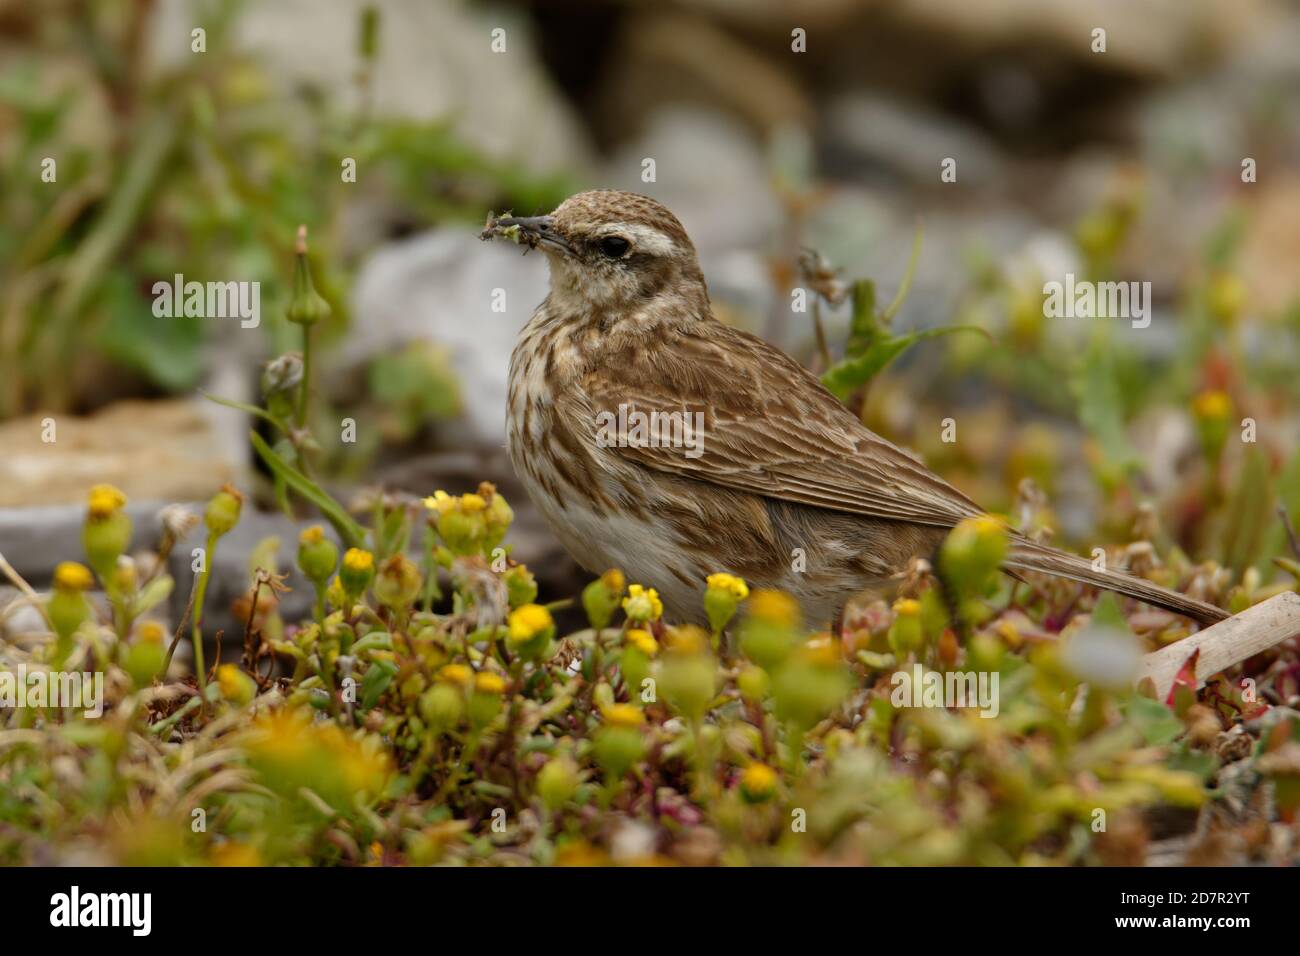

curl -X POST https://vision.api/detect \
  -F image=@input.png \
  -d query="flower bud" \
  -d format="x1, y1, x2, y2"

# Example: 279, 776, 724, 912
536, 754, 580, 811
593, 723, 644, 780
938, 514, 1007, 597
48, 562, 93, 648
83, 485, 131, 577
622, 584, 663, 624
502, 564, 537, 608
297, 525, 339, 585
216, 663, 257, 706
739, 762, 778, 804
467, 670, 506, 726
739, 590, 800, 670
419, 682, 464, 731
1192, 390, 1231, 461
506, 603, 555, 661
704, 572, 749, 633
887, 598, 924, 656
339, 548, 375, 597
124, 620, 167, 688
658, 635, 716, 722
204, 484, 245, 538
373, 553, 422, 609
285, 226, 331, 327
482, 483, 514, 549
582, 569, 625, 629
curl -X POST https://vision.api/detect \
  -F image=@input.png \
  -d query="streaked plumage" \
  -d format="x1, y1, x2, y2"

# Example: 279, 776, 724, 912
494, 190, 1227, 627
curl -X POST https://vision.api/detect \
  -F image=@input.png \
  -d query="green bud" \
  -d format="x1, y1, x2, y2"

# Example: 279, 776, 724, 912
658, 653, 716, 722
581, 570, 625, 630
593, 725, 644, 780
502, 565, 538, 608
286, 227, 331, 327
204, 485, 245, 538
536, 755, 580, 811
297, 526, 339, 584
419, 683, 464, 731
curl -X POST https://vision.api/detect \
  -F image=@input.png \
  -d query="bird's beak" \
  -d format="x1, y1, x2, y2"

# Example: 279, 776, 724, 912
491, 214, 574, 256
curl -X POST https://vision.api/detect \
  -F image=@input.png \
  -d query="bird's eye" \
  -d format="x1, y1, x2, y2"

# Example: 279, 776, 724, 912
597, 236, 630, 259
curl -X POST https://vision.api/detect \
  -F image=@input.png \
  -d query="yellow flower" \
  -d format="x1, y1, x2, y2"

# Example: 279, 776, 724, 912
438, 663, 472, 687
299, 525, 324, 545
423, 490, 486, 514
625, 628, 659, 658
739, 762, 778, 802
622, 584, 663, 622
706, 572, 750, 599
211, 842, 262, 867
136, 620, 166, 644
663, 625, 709, 656
798, 634, 842, 667
601, 569, 626, 593
603, 703, 644, 728
423, 490, 456, 515
343, 548, 374, 573
474, 671, 506, 695
216, 663, 256, 705
748, 590, 799, 628
508, 603, 554, 644
892, 598, 921, 617
53, 561, 94, 592
1192, 389, 1231, 421
87, 484, 127, 520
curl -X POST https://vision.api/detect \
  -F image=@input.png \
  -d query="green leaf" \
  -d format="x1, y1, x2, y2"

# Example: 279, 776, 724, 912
131, 575, 174, 617
360, 659, 398, 710
1220, 445, 1273, 577
1071, 336, 1138, 474
249, 431, 365, 548
97, 273, 203, 390
1124, 694, 1183, 746
822, 325, 989, 399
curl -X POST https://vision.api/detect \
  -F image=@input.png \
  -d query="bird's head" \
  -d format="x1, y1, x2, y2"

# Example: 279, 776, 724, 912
485, 190, 708, 321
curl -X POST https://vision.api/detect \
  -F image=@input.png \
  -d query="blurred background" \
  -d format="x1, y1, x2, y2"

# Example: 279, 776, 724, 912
1, 0, 1299, 635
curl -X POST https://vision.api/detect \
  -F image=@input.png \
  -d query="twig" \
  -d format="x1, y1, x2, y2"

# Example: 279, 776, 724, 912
1278, 505, 1300, 560
1136, 592, 1300, 698
0, 551, 56, 632
160, 571, 200, 680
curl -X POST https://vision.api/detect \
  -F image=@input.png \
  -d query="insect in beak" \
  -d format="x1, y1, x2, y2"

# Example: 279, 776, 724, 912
482, 214, 574, 256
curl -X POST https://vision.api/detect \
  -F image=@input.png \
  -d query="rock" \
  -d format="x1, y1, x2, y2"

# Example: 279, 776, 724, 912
0, 399, 241, 510
146, 0, 591, 175
346, 228, 550, 449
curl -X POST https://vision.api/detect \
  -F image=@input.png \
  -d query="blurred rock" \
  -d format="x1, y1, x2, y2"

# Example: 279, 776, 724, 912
822, 93, 1005, 189
146, 0, 591, 174
347, 228, 549, 449
0, 399, 240, 509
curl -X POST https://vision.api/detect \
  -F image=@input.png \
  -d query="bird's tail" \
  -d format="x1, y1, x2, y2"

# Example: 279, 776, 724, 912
1004, 538, 1228, 627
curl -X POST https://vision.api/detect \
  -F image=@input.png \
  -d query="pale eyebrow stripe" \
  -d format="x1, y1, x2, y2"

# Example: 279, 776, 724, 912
607, 222, 675, 256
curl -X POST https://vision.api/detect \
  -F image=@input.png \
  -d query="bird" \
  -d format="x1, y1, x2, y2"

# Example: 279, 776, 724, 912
488, 189, 1228, 629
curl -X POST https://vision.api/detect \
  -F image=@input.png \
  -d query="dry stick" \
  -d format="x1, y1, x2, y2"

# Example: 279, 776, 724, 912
0, 551, 56, 632
1136, 591, 1300, 699
160, 572, 200, 680
1278, 505, 1300, 560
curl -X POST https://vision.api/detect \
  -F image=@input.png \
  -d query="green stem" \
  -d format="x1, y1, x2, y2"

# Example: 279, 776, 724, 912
191, 530, 217, 714
297, 323, 313, 431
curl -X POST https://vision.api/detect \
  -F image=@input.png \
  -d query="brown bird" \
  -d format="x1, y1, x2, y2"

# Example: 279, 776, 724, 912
490, 190, 1227, 628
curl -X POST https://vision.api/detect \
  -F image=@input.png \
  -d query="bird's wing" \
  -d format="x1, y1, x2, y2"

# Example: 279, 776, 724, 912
577, 322, 983, 528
